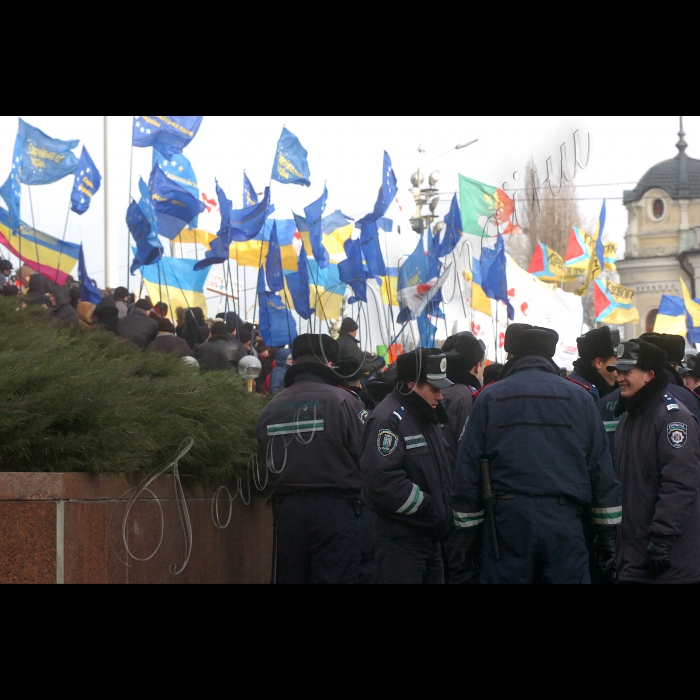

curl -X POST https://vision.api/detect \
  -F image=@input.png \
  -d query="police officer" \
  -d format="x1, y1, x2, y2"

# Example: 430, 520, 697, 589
569, 327, 620, 399
440, 333, 485, 467
439, 333, 485, 584
361, 349, 454, 584
452, 324, 622, 584
256, 334, 366, 584
682, 356, 700, 396
609, 340, 700, 584
598, 332, 700, 460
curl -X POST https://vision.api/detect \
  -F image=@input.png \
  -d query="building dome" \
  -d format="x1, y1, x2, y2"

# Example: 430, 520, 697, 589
623, 123, 700, 204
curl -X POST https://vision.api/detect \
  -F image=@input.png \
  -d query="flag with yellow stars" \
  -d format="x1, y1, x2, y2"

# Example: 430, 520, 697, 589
153, 149, 199, 226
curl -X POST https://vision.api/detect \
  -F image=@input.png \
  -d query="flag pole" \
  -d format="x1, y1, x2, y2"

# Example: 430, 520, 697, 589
54, 202, 72, 285
104, 115, 112, 291
27, 187, 46, 299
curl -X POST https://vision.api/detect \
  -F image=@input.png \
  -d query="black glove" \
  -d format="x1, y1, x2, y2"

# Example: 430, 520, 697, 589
593, 527, 617, 573
646, 538, 673, 578
463, 527, 484, 572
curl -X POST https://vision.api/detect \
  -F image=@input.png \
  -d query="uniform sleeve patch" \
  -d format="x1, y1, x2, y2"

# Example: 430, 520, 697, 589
378, 429, 399, 457
359, 410, 369, 425
668, 423, 688, 449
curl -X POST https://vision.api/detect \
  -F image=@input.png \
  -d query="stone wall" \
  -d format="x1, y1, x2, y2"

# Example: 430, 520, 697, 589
0, 473, 273, 585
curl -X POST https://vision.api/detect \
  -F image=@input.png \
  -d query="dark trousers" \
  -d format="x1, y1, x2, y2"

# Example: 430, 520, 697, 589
374, 517, 444, 584
480, 496, 590, 585
276, 494, 362, 585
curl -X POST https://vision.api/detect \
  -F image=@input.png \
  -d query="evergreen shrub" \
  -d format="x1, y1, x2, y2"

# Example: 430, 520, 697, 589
0, 300, 267, 483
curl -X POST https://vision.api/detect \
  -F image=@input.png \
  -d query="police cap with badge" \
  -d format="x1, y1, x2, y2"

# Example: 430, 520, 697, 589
397, 349, 454, 389
607, 339, 667, 374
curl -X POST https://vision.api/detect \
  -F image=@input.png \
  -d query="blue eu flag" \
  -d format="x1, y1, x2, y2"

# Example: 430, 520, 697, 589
304, 185, 329, 269
0, 135, 22, 232
17, 118, 79, 186
339, 238, 368, 304
286, 246, 313, 320
272, 127, 311, 187
259, 291, 298, 347
266, 221, 284, 293
356, 152, 398, 227
127, 199, 163, 275
78, 244, 102, 305
230, 187, 274, 242
153, 149, 199, 227
244, 173, 259, 206
70, 147, 102, 216
132, 116, 203, 159
359, 221, 387, 277
435, 195, 463, 258
149, 165, 206, 240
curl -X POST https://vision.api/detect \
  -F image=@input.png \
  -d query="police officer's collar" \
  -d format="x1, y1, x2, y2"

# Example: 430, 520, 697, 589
393, 388, 446, 427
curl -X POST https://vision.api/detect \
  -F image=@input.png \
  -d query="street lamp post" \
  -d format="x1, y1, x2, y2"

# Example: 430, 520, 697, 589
410, 140, 478, 234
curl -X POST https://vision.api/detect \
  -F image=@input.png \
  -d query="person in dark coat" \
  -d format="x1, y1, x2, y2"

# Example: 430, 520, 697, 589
438, 332, 485, 584
335, 355, 377, 412
0, 260, 12, 289
482, 363, 503, 386
337, 318, 385, 378
117, 299, 159, 349
452, 324, 622, 585
256, 334, 366, 585
361, 350, 454, 585
570, 327, 620, 399
682, 356, 700, 397
269, 348, 293, 394
180, 307, 208, 350
148, 319, 195, 358
49, 286, 79, 322
610, 340, 700, 584
197, 322, 245, 372
216, 310, 244, 339
94, 296, 120, 334
24, 273, 52, 306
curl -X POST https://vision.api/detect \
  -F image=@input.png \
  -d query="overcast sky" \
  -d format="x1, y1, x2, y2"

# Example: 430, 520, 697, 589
0, 115, 692, 289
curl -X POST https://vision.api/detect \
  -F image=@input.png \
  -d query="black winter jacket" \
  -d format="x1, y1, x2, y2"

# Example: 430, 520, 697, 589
441, 370, 481, 469
197, 337, 245, 371
148, 334, 195, 358
117, 309, 159, 349
452, 356, 621, 531
49, 287, 78, 322
337, 332, 385, 377
257, 363, 366, 499
361, 388, 453, 539
615, 376, 700, 583
95, 297, 119, 334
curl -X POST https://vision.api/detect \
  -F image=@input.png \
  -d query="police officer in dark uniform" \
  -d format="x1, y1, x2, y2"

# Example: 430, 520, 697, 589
569, 327, 620, 400
452, 324, 622, 584
439, 333, 485, 584
681, 355, 700, 397
609, 340, 700, 584
600, 333, 700, 462
256, 334, 366, 584
440, 333, 485, 466
361, 349, 454, 584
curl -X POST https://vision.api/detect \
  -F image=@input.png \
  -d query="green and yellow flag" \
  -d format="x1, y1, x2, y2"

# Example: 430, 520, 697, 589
459, 174, 519, 238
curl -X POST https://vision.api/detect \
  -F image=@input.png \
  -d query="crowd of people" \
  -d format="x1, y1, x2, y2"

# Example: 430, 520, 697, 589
5, 258, 700, 585
257, 323, 700, 585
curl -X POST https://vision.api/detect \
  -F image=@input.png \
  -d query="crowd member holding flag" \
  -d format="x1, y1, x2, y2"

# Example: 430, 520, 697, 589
609, 340, 700, 584
452, 324, 622, 584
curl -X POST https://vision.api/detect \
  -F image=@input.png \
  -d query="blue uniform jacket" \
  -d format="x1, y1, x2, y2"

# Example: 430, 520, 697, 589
452, 356, 622, 530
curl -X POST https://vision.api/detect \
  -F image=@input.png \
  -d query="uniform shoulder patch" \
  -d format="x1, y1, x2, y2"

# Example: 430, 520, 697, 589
664, 394, 680, 412
668, 422, 688, 449
359, 409, 370, 425
391, 405, 406, 422
377, 429, 399, 457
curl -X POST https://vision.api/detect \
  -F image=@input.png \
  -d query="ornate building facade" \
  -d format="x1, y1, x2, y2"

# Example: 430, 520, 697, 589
618, 120, 700, 339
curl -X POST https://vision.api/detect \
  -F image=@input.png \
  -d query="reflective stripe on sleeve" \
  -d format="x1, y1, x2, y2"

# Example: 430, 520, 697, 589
591, 506, 622, 526
604, 421, 619, 433
396, 484, 424, 516
454, 510, 486, 529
